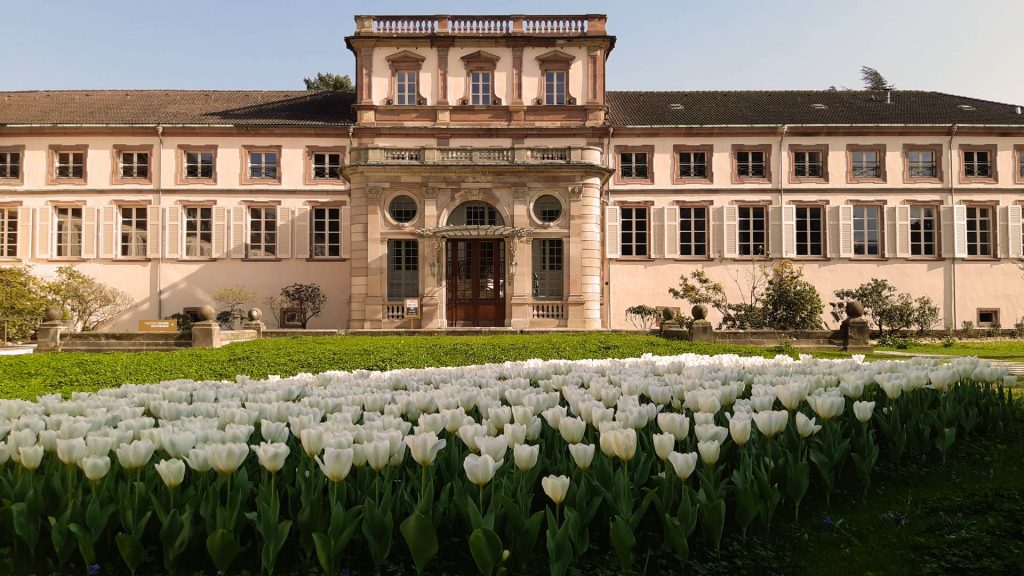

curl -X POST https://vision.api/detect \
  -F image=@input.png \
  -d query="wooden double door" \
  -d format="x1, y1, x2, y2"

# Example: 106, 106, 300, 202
446, 239, 506, 327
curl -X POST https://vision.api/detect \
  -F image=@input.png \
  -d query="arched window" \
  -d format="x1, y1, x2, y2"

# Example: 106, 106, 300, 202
447, 201, 504, 226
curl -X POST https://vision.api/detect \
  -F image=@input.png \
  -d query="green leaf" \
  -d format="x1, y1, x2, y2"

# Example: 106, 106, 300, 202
68, 523, 96, 565
401, 512, 438, 572
206, 528, 243, 572
116, 532, 147, 574
469, 527, 503, 576
609, 515, 636, 572
661, 514, 690, 563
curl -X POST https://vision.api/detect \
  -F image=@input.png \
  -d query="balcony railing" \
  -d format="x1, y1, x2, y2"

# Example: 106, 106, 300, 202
531, 302, 565, 320
350, 146, 602, 166
385, 303, 406, 321
354, 14, 607, 36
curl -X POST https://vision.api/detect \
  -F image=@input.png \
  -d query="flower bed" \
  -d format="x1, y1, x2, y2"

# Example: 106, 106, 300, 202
0, 354, 1018, 575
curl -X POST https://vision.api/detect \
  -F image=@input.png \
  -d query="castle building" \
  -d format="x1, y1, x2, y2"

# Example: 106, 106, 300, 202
2, 14, 1023, 331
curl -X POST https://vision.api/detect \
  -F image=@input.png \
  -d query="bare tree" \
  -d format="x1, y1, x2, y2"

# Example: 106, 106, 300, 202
46, 266, 132, 331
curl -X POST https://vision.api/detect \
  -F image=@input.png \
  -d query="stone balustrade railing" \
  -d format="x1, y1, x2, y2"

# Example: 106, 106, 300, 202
354, 14, 606, 36
350, 146, 602, 166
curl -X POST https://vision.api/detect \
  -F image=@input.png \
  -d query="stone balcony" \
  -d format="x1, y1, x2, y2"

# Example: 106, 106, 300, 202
349, 145, 604, 167
353, 14, 607, 36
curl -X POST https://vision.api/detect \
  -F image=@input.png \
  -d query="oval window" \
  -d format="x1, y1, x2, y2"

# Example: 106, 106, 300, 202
388, 195, 418, 224
533, 195, 562, 223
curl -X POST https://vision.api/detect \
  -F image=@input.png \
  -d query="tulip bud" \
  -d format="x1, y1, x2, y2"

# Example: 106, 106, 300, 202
155, 458, 186, 489
728, 415, 752, 446
796, 412, 822, 438
513, 443, 539, 472
463, 453, 503, 487
80, 455, 111, 481
668, 451, 698, 480
568, 443, 595, 471
853, 401, 875, 423
405, 432, 446, 467
19, 445, 44, 471
697, 440, 720, 466
116, 439, 156, 470
558, 417, 586, 444
652, 432, 675, 460
364, 440, 390, 471
541, 475, 570, 505
251, 442, 290, 474
316, 447, 355, 482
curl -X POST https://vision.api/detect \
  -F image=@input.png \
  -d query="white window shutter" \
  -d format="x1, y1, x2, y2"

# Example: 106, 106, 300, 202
82, 207, 98, 259
941, 206, 955, 258
1008, 205, 1023, 259
277, 207, 292, 259
780, 205, 796, 257
100, 206, 117, 259
230, 206, 246, 258
768, 206, 782, 258
895, 205, 910, 258
340, 205, 351, 259
213, 206, 228, 258
998, 206, 1010, 259
146, 206, 161, 259
722, 205, 738, 258
651, 206, 665, 259
838, 205, 853, 257
164, 207, 180, 259
664, 205, 679, 258
36, 208, 51, 259
294, 207, 310, 259
17, 207, 32, 260
953, 204, 968, 258
884, 206, 898, 258
605, 205, 620, 258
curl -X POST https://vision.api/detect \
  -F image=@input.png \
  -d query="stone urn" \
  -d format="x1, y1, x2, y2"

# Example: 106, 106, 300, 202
845, 301, 865, 319
248, 308, 263, 322
43, 306, 63, 323
198, 304, 217, 322
691, 304, 708, 321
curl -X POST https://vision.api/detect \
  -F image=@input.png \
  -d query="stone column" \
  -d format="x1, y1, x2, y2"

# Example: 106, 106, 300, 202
365, 187, 384, 328
34, 306, 65, 353
510, 188, 531, 328
688, 305, 714, 342
421, 187, 442, 328
243, 308, 265, 338
192, 305, 222, 348
349, 181, 369, 329
842, 301, 872, 352
569, 182, 602, 329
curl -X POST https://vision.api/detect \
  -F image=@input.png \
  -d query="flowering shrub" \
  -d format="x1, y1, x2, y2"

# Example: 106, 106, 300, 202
0, 354, 1017, 574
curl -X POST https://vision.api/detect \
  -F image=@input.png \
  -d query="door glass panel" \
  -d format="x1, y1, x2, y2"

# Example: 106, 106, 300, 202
479, 241, 495, 298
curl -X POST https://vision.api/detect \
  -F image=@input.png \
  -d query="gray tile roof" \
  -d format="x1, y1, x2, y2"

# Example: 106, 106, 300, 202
605, 90, 1024, 127
0, 90, 355, 127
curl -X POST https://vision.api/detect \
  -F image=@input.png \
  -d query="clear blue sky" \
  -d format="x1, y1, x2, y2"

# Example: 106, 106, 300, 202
4, 0, 1022, 104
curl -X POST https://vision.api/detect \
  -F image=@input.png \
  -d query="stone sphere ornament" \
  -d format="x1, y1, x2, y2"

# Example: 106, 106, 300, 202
845, 301, 865, 319
199, 305, 217, 322
691, 304, 708, 321
248, 308, 263, 322
43, 306, 63, 322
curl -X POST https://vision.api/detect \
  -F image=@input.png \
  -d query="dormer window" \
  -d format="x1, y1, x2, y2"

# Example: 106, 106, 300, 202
535, 50, 575, 105
385, 50, 426, 106
460, 50, 500, 106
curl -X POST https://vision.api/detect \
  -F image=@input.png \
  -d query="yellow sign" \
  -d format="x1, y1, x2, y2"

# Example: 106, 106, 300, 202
139, 320, 178, 332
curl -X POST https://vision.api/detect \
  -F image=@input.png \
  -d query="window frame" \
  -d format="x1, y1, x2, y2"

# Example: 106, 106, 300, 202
532, 237, 565, 300
618, 204, 650, 259
793, 203, 827, 258
676, 202, 711, 259
48, 145, 88, 185
959, 144, 998, 184
118, 205, 149, 259
246, 205, 278, 259
387, 238, 420, 300
907, 203, 940, 259
1015, 145, 1024, 185
304, 146, 346, 184
535, 50, 575, 105
53, 205, 84, 259
964, 203, 996, 259
310, 205, 343, 260
181, 205, 214, 259
0, 146, 25, 186
731, 145, 772, 184
851, 203, 884, 258
387, 195, 420, 226
977, 308, 1000, 328
531, 194, 564, 226
902, 144, 943, 183
846, 144, 886, 183
111, 145, 153, 185
789, 144, 829, 183
614, 145, 654, 185
385, 50, 426, 106
460, 50, 501, 106
0, 206, 18, 259
672, 145, 713, 185
176, 145, 217, 185
241, 145, 282, 185
736, 204, 768, 258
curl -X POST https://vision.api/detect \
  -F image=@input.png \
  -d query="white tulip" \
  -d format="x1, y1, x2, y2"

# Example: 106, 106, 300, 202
300, 428, 326, 458
463, 453, 503, 487
668, 451, 698, 480
19, 445, 44, 470
753, 410, 788, 438
541, 475, 570, 505
206, 443, 249, 474
404, 432, 446, 467
0, 442, 9, 465
728, 414, 752, 446
116, 439, 156, 470
364, 440, 390, 471
163, 431, 197, 459
251, 442, 290, 474
260, 420, 290, 443
513, 443, 539, 472
476, 435, 509, 463
652, 432, 675, 460
56, 437, 87, 466
185, 447, 211, 473
694, 423, 728, 443
155, 458, 186, 489
795, 412, 822, 438
657, 412, 690, 442
697, 440, 720, 466
317, 447, 355, 482
853, 401, 876, 423
809, 395, 845, 421
558, 417, 586, 444
85, 435, 113, 457
80, 455, 111, 481
568, 443, 595, 471
607, 428, 637, 462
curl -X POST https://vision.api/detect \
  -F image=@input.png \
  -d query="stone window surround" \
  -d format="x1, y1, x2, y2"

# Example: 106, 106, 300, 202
50, 201, 86, 261
459, 50, 501, 106
672, 145, 713, 185
846, 144, 887, 184
384, 191, 421, 228
309, 201, 347, 261
735, 201, 770, 259
304, 146, 347, 185
614, 145, 655, 185
958, 144, 998, 184
241, 145, 283, 186
384, 50, 427, 106
1015, 145, 1024, 185
731, 144, 772, 184
535, 50, 576, 106
976, 308, 1000, 328
613, 200, 654, 260
673, 200, 713, 260
0, 203, 21, 260
176, 145, 218, 185
903, 200, 942, 261
849, 201, 886, 259
790, 200, 829, 259
48, 144, 88, 185
178, 201, 217, 261
117, 204, 150, 259
529, 192, 566, 228
962, 200, 998, 260
0, 145, 25, 186
245, 203, 280, 260
788, 144, 829, 184
111, 144, 154, 185
902, 144, 944, 184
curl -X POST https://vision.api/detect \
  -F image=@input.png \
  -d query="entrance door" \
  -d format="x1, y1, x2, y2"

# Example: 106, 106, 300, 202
446, 239, 506, 327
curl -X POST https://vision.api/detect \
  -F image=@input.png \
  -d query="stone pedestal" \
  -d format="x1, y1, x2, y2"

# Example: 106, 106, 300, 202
243, 321, 265, 338
35, 322, 64, 353
689, 320, 714, 342
192, 321, 221, 349
843, 317, 871, 352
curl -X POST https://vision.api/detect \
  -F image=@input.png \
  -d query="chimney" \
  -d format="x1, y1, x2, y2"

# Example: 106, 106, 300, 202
885, 89, 892, 105
1016, 106, 1022, 115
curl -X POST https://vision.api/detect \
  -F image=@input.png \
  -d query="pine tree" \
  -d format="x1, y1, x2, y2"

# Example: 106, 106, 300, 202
860, 66, 891, 91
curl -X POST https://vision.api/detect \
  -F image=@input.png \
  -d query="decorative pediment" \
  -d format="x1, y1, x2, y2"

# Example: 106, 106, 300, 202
385, 50, 426, 65
535, 50, 575, 65
461, 50, 501, 65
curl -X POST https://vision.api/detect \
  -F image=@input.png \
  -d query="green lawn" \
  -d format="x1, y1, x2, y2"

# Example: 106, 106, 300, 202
880, 340, 1024, 362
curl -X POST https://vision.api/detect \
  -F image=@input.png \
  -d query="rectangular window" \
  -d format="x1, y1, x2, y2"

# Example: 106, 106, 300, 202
55, 151, 84, 179
248, 151, 279, 180
312, 207, 341, 258
0, 151, 21, 180
248, 207, 277, 258
851, 150, 881, 178
532, 238, 564, 299
1019, 150, 1024, 180
963, 150, 992, 178
736, 150, 766, 178
977, 309, 1000, 327
966, 206, 993, 257
470, 71, 491, 105
738, 206, 767, 257
619, 152, 649, 179
545, 71, 567, 105
119, 151, 149, 179
620, 206, 648, 257
852, 205, 881, 256
464, 205, 498, 226
907, 149, 937, 178
396, 71, 417, 105
183, 207, 213, 258
184, 151, 214, 179
119, 206, 148, 257
387, 239, 419, 299
909, 206, 938, 257
0, 208, 17, 257
795, 206, 824, 256
312, 153, 342, 180
678, 151, 708, 179
55, 207, 83, 257
678, 206, 708, 257
793, 150, 823, 178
